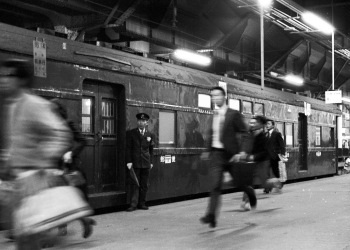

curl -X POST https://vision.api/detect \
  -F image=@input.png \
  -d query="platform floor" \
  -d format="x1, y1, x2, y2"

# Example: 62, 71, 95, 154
2, 174, 350, 250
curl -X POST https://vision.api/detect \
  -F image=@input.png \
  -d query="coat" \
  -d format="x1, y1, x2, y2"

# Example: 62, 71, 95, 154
266, 129, 286, 161
7, 92, 72, 169
208, 108, 248, 157
126, 128, 155, 169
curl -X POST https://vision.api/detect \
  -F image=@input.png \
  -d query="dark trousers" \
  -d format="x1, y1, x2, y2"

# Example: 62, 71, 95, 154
206, 150, 236, 217
130, 168, 150, 207
270, 158, 280, 178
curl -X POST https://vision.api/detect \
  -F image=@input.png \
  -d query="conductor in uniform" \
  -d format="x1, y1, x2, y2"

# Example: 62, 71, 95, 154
126, 113, 155, 211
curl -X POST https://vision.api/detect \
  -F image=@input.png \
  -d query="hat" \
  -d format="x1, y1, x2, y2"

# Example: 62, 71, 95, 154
136, 113, 150, 120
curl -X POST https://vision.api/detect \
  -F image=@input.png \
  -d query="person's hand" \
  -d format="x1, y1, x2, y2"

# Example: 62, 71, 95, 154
200, 152, 210, 161
150, 164, 153, 169
229, 154, 241, 162
63, 151, 73, 164
127, 163, 133, 169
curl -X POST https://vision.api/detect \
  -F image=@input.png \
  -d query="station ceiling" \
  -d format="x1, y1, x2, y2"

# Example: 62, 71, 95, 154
1, 0, 350, 100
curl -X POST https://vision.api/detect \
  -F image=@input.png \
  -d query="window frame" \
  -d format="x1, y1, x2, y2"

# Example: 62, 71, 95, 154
159, 110, 177, 148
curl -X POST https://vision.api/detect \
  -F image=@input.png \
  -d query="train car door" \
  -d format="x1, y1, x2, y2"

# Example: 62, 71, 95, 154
298, 113, 308, 171
81, 81, 124, 195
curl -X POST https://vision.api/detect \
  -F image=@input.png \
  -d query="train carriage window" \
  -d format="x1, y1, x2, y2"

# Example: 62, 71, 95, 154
242, 101, 252, 114
308, 125, 321, 147
159, 111, 176, 147
322, 127, 334, 147
101, 99, 115, 135
275, 122, 284, 139
198, 94, 211, 109
285, 123, 293, 146
229, 99, 240, 111
82, 97, 93, 133
254, 103, 264, 115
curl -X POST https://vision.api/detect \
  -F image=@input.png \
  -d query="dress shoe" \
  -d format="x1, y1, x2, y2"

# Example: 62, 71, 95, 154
81, 217, 96, 238
200, 214, 216, 228
138, 205, 149, 210
126, 206, 137, 212
244, 186, 257, 209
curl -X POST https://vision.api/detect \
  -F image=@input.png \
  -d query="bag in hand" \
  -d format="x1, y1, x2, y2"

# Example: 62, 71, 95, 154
64, 171, 86, 187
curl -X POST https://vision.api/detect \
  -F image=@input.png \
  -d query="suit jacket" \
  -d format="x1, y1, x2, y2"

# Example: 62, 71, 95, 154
8, 92, 72, 169
250, 132, 269, 162
208, 108, 248, 157
126, 128, 155, 169
266, 129, 286, 161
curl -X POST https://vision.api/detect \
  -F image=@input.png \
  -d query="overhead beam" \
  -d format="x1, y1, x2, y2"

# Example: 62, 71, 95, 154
294, 41, 311, 74
206, 14, 250, 49
310, 51, 327, 80
113, 0, 143, 26
266, 39, 304, 72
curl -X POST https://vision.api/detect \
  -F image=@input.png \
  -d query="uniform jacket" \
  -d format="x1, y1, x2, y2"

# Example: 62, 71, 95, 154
208, 108, 248, 157
126, 128, 155, 169
266, 129, 286, 161
8, 92, 72, 169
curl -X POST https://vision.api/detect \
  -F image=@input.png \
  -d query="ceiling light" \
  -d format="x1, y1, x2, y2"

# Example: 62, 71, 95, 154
302, 12, 334, 35
173, 49, 211, 66
284, 74, 304, 86
257, 0, 273, 8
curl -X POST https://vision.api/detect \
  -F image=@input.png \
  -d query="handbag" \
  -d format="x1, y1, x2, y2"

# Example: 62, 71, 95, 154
13, 185, 92, 236
63, 170, 86, 187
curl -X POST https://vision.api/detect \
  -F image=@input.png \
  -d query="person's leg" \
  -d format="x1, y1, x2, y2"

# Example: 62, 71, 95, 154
200, 151, 225, 227
127, 168, 140, 211
138, 168, 150, 209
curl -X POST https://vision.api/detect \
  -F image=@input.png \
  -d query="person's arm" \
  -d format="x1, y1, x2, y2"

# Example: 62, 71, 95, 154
276, 132, 286, 155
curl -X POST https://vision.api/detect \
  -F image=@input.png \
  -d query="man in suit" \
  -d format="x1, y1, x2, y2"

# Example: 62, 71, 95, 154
200, 86, 253, 228
241, 115, 269, 211
126, 113, 155, 211
0, 59, 71, 249
265, 118, 286, 190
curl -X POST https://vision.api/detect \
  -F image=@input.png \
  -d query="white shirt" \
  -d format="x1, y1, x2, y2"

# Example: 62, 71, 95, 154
211, 105, 227, 148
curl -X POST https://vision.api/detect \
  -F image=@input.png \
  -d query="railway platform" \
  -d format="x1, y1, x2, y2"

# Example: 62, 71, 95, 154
2, 174, 350, 250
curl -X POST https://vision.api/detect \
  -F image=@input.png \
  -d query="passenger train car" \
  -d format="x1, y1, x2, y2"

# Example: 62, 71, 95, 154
0, 23, 341, 209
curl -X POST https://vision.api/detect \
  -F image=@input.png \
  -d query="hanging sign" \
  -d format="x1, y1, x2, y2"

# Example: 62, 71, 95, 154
325, 90, 342, 104
33, 38, 47, 77
304, 102, 311, 116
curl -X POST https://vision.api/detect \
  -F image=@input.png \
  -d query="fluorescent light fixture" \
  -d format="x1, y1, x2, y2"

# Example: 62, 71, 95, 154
269, 71, 279, 77
258, 0, 273, 8
342, 97, 350, 103
173, 49, 211, 66
284, 74, 304, 86
302, 12, 334, 35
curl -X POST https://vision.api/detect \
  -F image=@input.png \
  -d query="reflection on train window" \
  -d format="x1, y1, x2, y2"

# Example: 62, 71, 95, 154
242, 101, 252, 114
254, 103, 264, 115
315, 126, 321, 146
82, 97, 93, 133
308, 125, 321, 147
275, 122, 284, 139
322, 127, 334, 147
159, 111, 176, 147
101, 99, 115, 135
229, 99, 240, 111
198, 94, 211, 109
285, 123, 293, 146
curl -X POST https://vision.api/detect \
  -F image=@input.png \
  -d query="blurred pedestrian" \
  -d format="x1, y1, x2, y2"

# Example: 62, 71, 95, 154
265, 118, 286, 192
240, 115, 269, 211
0, 59, 72, 249
199, 86, 252, 228
126, 113, 155, 211
0, 59, 93, 249
51, 99, 96, 239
